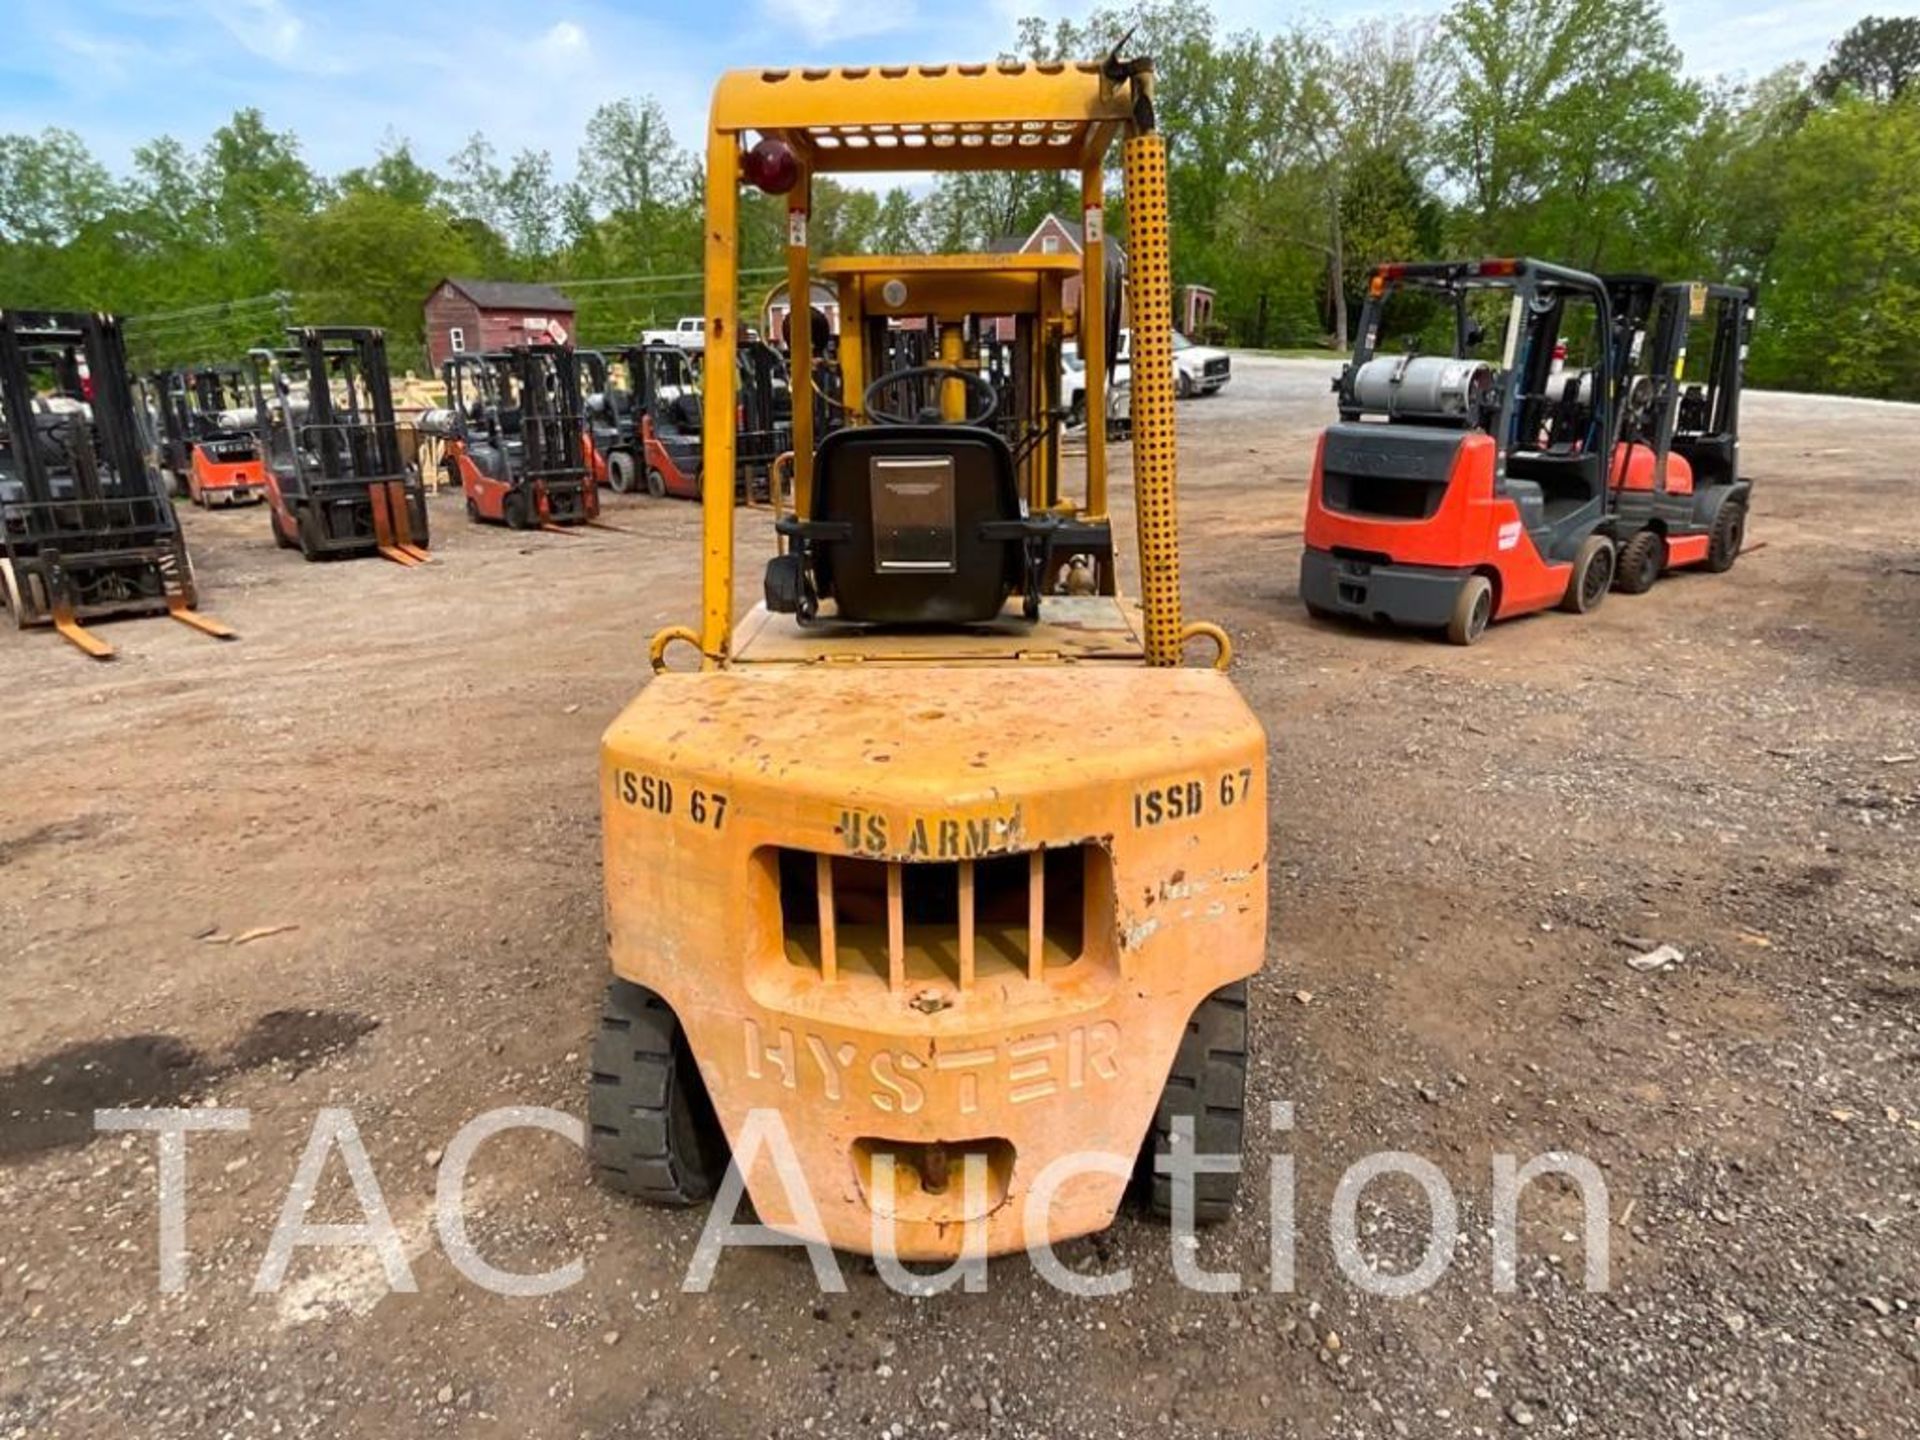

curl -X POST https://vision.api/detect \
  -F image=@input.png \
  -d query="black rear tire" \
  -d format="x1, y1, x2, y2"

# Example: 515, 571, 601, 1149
609, 452, 639, 494
1446, 574, 1494, 646
505, 489, 533, 530
589, 979, 730, 1206
296, 504, 325, 562
1560, 535, 1615, 614
645, 466, 667, 500
1705, 501, 1745, 573
1614, 529, 1664, 594
1141, 980, 1248, 1226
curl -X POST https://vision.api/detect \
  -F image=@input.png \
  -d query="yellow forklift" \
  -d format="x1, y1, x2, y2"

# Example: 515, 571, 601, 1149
591, 56, 1270, 1259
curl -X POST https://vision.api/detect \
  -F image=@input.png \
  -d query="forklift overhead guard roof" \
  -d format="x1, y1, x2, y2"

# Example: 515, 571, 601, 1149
709, 61, 1146, 173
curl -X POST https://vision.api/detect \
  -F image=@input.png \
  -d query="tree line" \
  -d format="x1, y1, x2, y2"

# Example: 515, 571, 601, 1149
0, 3, 1914, 397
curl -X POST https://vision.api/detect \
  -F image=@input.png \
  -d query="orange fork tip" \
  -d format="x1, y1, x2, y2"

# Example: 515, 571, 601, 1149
377, 546, 427, 566
166, 598, 238, 640
53, 615, 116, 659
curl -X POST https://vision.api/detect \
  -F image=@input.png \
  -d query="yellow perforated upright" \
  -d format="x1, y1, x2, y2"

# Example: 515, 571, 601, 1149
1123, 132, 1182, 667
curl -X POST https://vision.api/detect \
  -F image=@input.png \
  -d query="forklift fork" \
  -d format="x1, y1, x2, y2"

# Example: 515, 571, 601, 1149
48, 590, 115, 660
369, 480, 431, 565
165, 592, 238, 640
159, 547, 237, 644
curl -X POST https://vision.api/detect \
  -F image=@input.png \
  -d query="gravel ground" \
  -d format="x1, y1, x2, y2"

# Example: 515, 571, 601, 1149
1, 357, 1916, 1439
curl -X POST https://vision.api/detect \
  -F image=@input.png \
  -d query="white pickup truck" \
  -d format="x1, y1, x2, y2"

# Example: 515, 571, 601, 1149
1060, 328, 1229, 425
642, 317, 705, 352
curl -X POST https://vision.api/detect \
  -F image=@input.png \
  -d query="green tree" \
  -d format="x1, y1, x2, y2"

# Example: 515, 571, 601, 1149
1753, 94, 1920, 397
1246, 19, 1439, 349
499, 149, 561, 264
274, 189, 479, 366
578, 98, 688, 216
339, 136, 439, 209
1816, 16, 1920, 103
0, 129, 119, 245
1438, 0, 1698, 267
203, 109, 317, 245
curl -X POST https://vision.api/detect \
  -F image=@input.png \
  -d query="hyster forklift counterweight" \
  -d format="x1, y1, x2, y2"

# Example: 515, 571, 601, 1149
0, 309, 234, 658
590, 57, 1269, 1260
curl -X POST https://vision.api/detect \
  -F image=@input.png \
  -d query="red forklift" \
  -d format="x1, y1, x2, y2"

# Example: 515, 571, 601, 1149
575, 348, 630, 491
152, 365, 267, 507
581, 340, 789, 501
440, 345, 600, 528
607, 341, 702, 499
0, 309, 234, 658
1301, 258, 1626, 645
1600, 278, 1753, 593
249, 327, 430, 565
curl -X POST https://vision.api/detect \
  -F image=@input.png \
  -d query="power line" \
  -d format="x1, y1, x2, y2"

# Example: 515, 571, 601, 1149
126, 291, 294, 328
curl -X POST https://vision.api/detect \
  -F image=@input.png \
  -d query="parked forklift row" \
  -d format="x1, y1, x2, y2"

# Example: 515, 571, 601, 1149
3, 256, 1752, 664
1300, 259, 1752, 644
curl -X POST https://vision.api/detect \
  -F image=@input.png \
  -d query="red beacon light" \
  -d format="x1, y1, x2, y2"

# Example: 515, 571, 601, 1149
743, 136, 798, 194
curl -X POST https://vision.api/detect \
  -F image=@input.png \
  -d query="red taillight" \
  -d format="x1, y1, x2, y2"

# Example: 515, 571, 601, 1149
743, 137, 798, 194
1474, 258, 1518, 277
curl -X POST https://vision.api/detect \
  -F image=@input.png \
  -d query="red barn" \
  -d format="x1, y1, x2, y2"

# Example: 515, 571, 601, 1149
423, 279, 576, 369
983, 213, 1127, 340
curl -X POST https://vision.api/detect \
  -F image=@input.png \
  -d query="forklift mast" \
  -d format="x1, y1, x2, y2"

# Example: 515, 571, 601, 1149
0, 309, 233, 655
297, 327, 405, 484
510, 343, 587, 482
1, 311, 161, 513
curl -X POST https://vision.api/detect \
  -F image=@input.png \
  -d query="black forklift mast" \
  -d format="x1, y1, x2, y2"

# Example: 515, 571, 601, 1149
611, 341, 678, 416
2, 311, 164, 517
512, 342, 587, 482
0, 309, 234, 655
250, 326, 428, 565
1603, 278, 1751, 473
448, 344, 588, 479
294, 327, 406, 484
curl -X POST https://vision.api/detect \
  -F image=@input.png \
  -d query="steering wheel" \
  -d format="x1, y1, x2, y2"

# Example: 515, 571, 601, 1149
862, 364, 999, 427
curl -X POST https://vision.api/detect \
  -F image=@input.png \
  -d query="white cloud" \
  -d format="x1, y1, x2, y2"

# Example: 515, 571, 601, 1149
207, 0, 307, 66
537, 19, 588, 58
763, 0, 917, 44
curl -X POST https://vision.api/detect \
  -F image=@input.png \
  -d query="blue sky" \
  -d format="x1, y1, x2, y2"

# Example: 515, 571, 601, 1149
0, 0, 1898, 182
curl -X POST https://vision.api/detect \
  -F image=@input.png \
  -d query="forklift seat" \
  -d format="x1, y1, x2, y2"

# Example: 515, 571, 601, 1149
776, 425, 1023, 625
766, 425, 1111, 626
